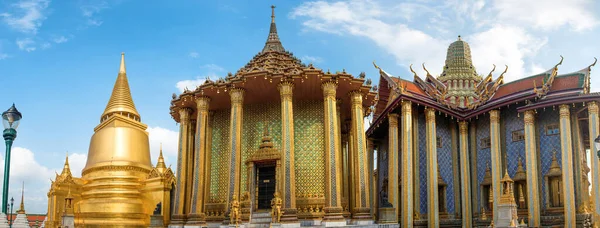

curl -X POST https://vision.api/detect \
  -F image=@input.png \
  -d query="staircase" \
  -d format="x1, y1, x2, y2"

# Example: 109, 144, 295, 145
249, 212, 271, 228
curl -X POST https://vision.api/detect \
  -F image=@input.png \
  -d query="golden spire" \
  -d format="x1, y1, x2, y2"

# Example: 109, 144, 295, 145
101, 53, 140, 122
156, 143, 167, 173
262, 5, 285, 53
17, 182, 25, 214
60, 152, 72, 177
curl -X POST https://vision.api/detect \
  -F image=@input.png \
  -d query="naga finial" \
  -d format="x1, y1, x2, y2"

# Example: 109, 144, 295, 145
409, 64, 419, 78
422, 63, 432, 77
589, 57, 598, 70
487, 64, 496, 78
498, 65, 508, 80
557, 55, 564, 67
373, 61, 381, 71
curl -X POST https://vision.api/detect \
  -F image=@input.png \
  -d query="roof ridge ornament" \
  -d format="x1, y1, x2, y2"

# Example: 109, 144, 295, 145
582, 57, 597, 94
534, 55, 563, 99
262, 5, 285, 53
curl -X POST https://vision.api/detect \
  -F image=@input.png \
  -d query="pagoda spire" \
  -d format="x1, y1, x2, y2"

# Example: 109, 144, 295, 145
101, 52, 141, 122
17, 182, 25, 214
262, 5, 285, 53
156, 143, 167, 173
60, 152, 72, 177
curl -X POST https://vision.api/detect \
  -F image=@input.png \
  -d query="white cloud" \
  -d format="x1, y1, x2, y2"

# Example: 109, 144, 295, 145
40, 42, 50, 49
491, 0, 598, 31
80, 1, 108, 27
0, 0, 49, 34
67, 153, 87, 177
147, 126, 179, 167
175, 78, 207, 93
189, 52, 199, 58
0, 53, 8, 60
199, 63, 225, 72
53, 35, 68, 44
301, 55, 324, 63
16, 38, 36, 52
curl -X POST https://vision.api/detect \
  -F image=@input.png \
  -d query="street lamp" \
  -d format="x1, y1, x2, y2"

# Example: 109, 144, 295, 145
8, 197, 13, 228
595, 135, 600, 160
2, 104, 22, 214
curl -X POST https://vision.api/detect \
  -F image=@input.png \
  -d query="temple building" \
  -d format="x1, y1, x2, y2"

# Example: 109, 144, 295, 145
168, 6, 376, 227
367, 36, 599, 227
44, 53, 176, 228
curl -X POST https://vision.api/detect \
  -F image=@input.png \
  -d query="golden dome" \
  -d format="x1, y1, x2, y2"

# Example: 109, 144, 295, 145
83, 53, 152, 172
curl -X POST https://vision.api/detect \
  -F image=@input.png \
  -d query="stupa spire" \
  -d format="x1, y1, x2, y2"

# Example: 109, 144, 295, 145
101, 53, 140, 122
156, 143, 167, 172
60, 152, 72, 177
17, 182, 25, 214
262, 5, 285, 53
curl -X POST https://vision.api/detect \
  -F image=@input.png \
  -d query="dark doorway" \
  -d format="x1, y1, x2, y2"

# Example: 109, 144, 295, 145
257, 165, 276, 210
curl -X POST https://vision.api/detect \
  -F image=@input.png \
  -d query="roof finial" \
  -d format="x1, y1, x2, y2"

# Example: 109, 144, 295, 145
119, 52, 126, 74
271, 5, 276, 23
458, 35, 462, 41
156, 143, 167, 172
101, 53, 140, 122
17, 182, 25, 214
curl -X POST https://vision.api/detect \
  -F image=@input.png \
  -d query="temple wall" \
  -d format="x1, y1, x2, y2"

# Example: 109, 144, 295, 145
293, 100, 325, 197
502, 107, 525, 176
241, 102, 282, 194
436, 114, 455, 214
417, 113, 427, 214
475, 116, 491, 211
209, 108, 230, 202
377, 134, 389, 197
537, 109, 561, 209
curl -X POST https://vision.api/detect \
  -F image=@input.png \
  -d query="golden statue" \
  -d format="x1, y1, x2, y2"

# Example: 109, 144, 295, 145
271, 191, 283, 223
230, 195, 241, 225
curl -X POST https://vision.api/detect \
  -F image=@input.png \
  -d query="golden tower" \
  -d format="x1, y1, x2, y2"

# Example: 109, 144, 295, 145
76, 53, 153, 227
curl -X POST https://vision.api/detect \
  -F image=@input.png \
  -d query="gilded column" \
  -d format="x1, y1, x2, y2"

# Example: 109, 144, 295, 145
188, 96, 210, 225
388, 113, 400, 221
402, 101, 414, 227
321, 81, 345, 225
559, 104, 576, 227
588, 102, 600, 227
349, 91, 372, 221
278, 81, 299, 222
173, 107, 192, 223
203, 111, 214, 213
187, 119, 196, 214
489, 110, 501, 223
367, 138, 375, 219
458, 121, 472, 227
425, 108, 439, 228
227, 88, 245, 210
469, 122, 478, 215
523, 110, 541, 227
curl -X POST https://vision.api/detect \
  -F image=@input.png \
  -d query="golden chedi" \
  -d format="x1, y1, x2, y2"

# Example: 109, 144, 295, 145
46, 53, 175, 228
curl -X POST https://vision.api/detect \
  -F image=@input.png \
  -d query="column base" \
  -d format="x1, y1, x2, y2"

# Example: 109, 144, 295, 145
280, 208, 299, 223
322, 207, 346, 227
171, 214, 187, 226
352, 207, 372, 220
186, 213, 207, 227
378, 208, 398, 224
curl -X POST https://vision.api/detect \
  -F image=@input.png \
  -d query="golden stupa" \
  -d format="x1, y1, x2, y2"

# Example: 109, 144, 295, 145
45, 53, 175, 228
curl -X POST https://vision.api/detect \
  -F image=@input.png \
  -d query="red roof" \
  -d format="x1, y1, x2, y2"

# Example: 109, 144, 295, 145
6, 214, 46, 227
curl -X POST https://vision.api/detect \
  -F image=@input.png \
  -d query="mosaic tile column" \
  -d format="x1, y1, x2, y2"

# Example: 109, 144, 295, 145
489, 110, 502, 223
402, 101, 414, 227
388, 113, 400, 221
425, 108, 439, 228
458, 121, 472, 228
349, 91, 372, 221
203, 111, 214, 215
278, 81, 299, 222
588, 102, 600, 227
321, 81, 345, 225
188, 96, 210, 226
173, 107, 192, 223
227, 88, 245, 211
469, 122, 478, 215
367, 138, 375, 219
523, 110, 541, 227
558, 105, 576, 227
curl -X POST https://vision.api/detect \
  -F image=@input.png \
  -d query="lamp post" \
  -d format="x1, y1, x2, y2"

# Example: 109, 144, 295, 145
8, 197, 13, 228
2, 104, 21, 214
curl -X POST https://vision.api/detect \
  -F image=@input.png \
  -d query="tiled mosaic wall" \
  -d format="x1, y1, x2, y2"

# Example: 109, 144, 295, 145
436, 114, 455, 214
377, 134, 389, 198
502, 107, 525, 176
418, 113, 428, 214
537, 109, 561, 209
476, 116, 491, 211
293, 100, 325, 196
209, 108, 231, 202
241, 103, 282, 194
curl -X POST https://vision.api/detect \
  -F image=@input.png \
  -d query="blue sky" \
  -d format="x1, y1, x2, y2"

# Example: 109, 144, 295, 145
0, 0, 598, 214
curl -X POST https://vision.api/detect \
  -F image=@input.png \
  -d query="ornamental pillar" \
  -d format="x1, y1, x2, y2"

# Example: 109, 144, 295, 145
588, 102, 600, 227
278, 81, 299, 223
203, 111, 214, 214
321, 81, 345, 226
173, 107, 192, 223
349, 91, 372, 221
523, 110, 541, 227
425, 108, 439, 228
188, 96, 210, 225
559, 104, 577, 227
227, 88, 245, 211
387, 113, 400, 222
458, 121, 472, 228
489, 110, 501, 223
401, 101, 414, 227
367, 138, 375, 219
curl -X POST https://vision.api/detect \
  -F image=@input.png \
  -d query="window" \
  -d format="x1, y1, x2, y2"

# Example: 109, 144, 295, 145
481, 137, 491, 149
512, 130, 525, 142
546, 124, 559, 136
436, 136, 442, 148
